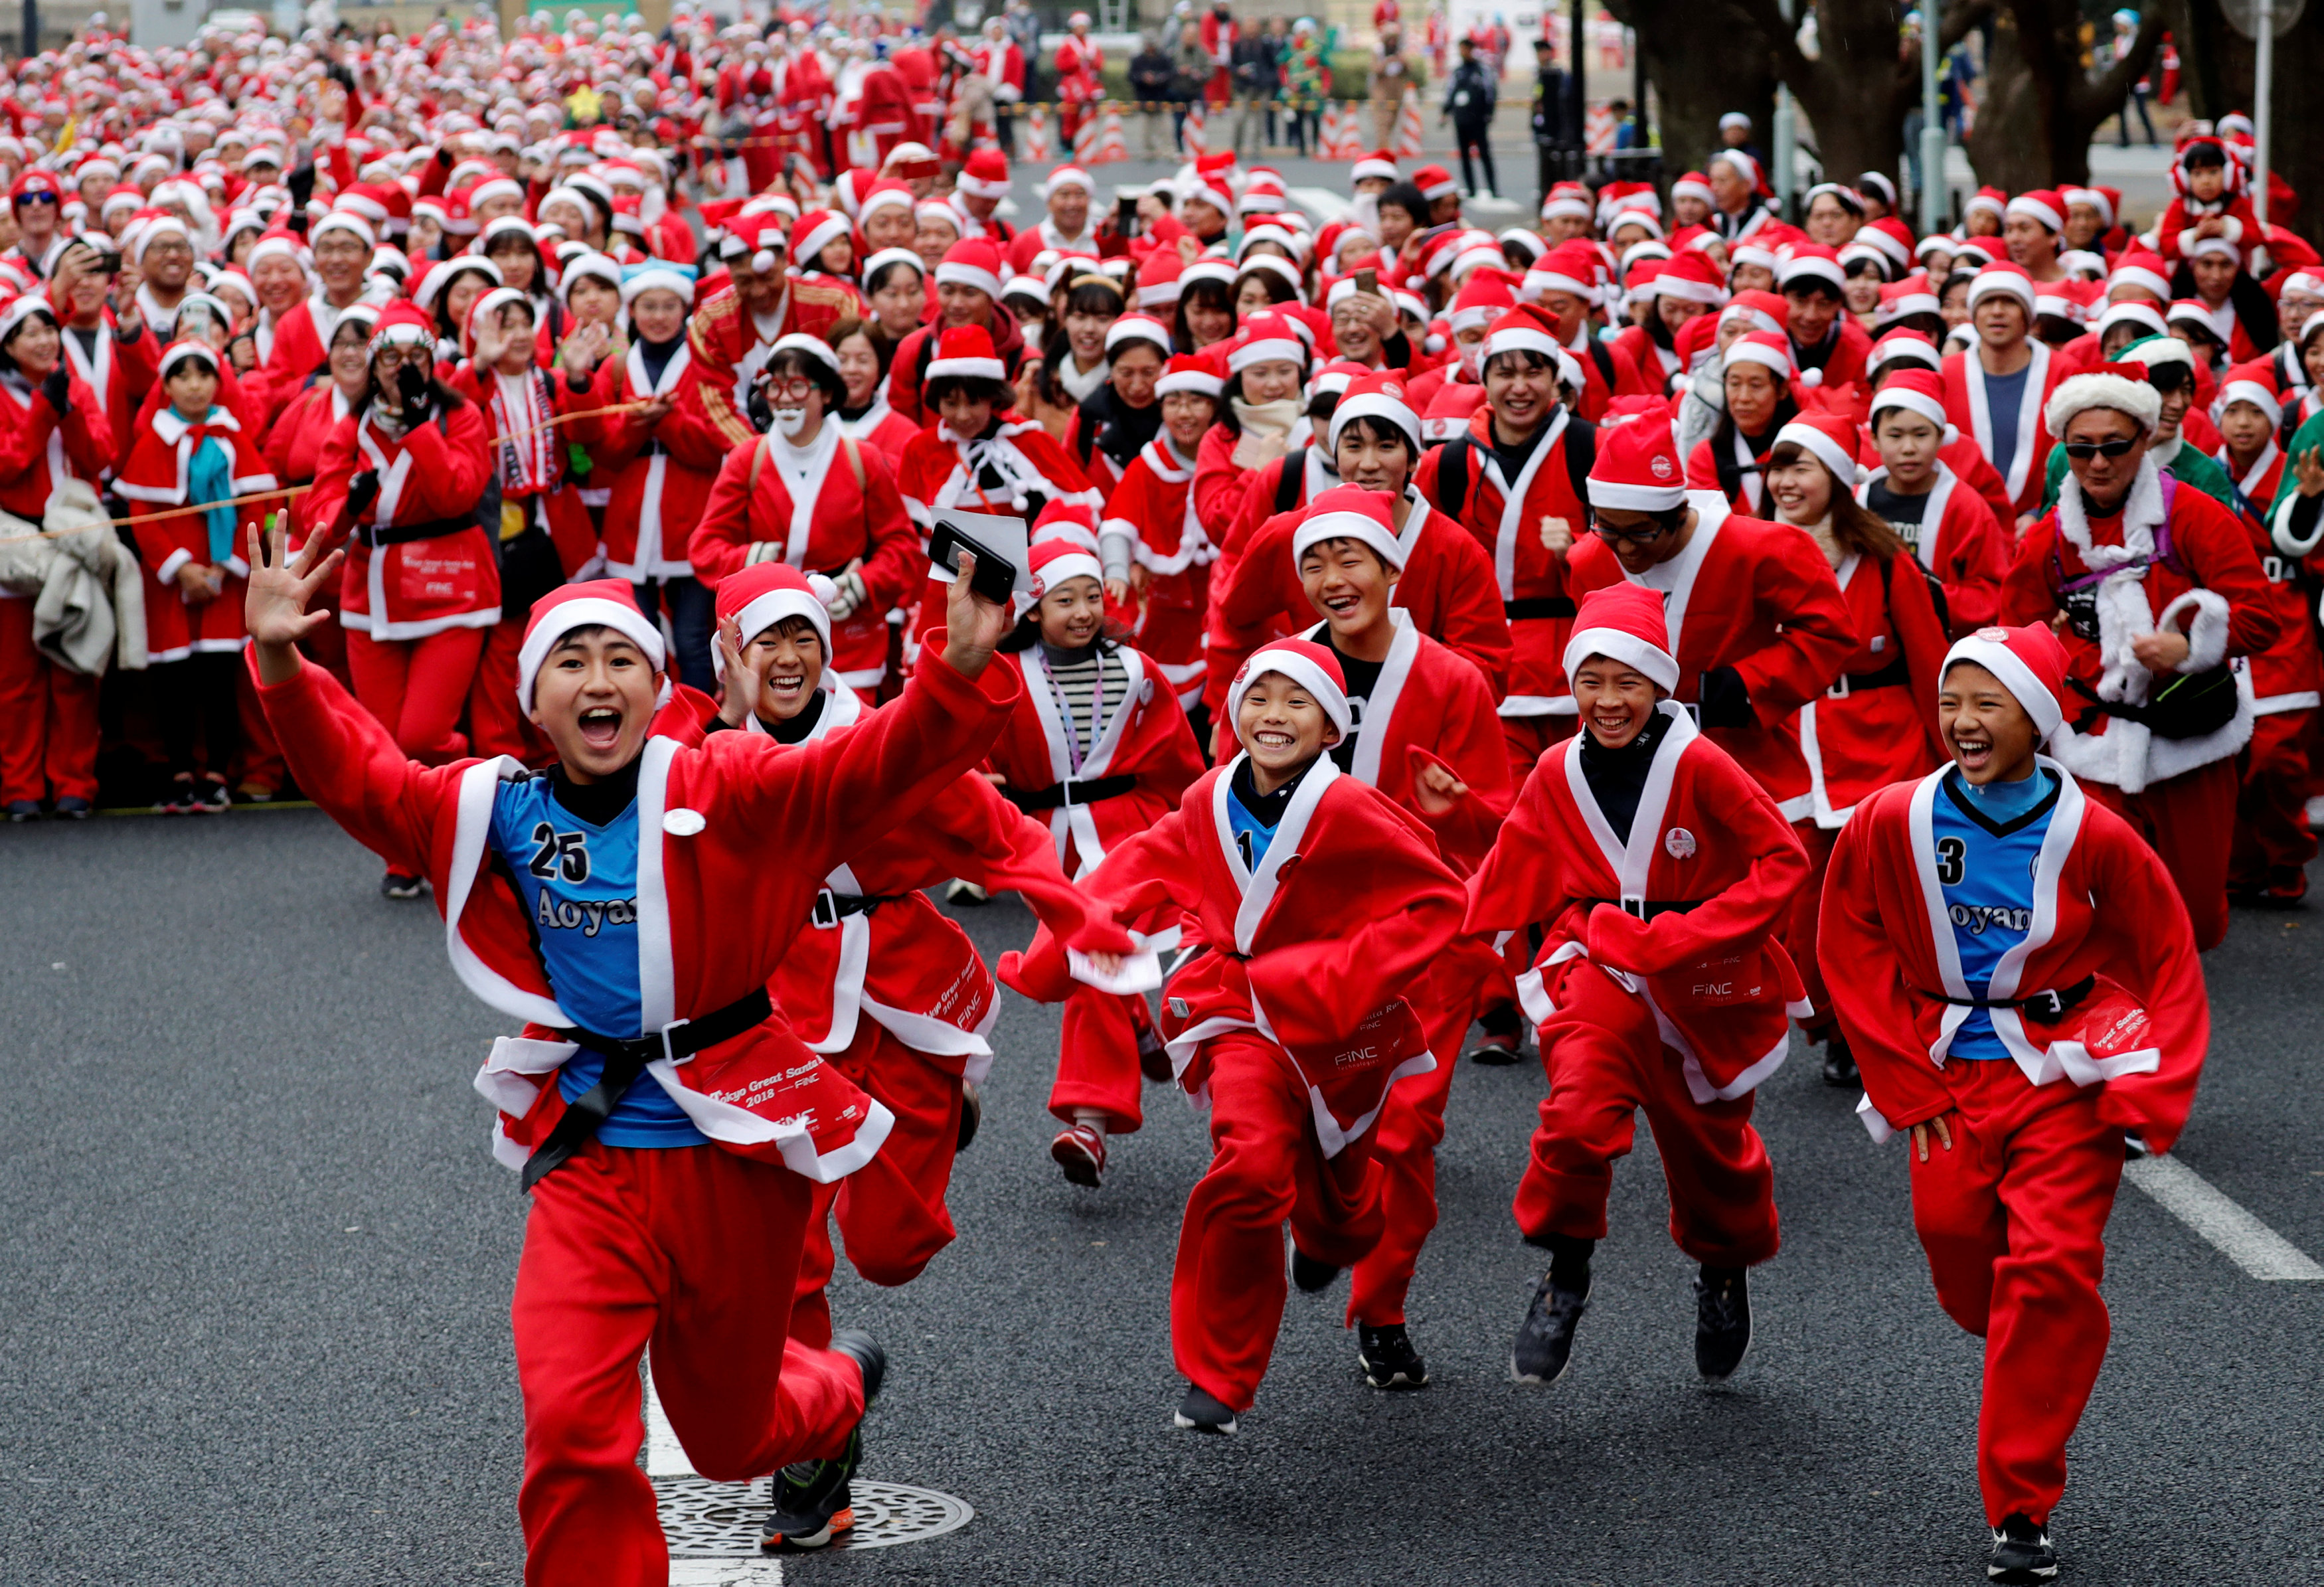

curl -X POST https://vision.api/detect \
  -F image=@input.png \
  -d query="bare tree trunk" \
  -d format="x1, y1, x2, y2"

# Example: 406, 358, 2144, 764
1606, 0, 1779, 181
1964, 0, 2163, 188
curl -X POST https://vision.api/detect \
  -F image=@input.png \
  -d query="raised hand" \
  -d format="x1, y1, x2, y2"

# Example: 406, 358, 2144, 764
715, 614, 768, 728
245, 517, 348, 683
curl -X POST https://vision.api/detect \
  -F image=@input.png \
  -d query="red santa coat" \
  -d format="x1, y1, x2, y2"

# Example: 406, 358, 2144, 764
1465, 703, 1813, 1101
262, 381, 354, 539
53, 311, 155, 477
1819, 764, 2210, 1152
450, 361, 600, 572
1793, 317, 1874, 392
1857, 460, 2011, 632
1100, 437, 1216, 706
2001, 461, 2278, 792
0, 364, 112, 521
984, 639, 1207, 877
116, 404, 274, 661
896, 414, 1103, 533
1942, 342, 2064, 520
883, 309, 1029, 428
254, 295, 369, 429
1003, 754, 1469, 1155
1793, 548, 1950, 827
1055, 33, 1104, 103
580, 339, 730, 580
1565, 494, 1860, 817
1414, 405, 1587, 718
306, 402, 501, 640
1220, 485, 1515, 701
251, 641, 1025, 1177
689, 428, 924, 689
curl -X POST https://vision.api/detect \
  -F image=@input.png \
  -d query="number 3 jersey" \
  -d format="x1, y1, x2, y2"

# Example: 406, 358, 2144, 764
1928, 766, 2060, 1061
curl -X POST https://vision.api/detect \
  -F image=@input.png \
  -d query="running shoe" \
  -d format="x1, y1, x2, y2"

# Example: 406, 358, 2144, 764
760, 1332, 883, 1552
1821, 1037, 1859, 1088
1695, 1266, 1752, 1382
1172, 1384, 1238, 1435
1050, 1122, 1106, 1187
52, 797, 91, 820
155, 778, 199, 814
1986, 1513, 2058, 1583
1465, 1032, 1523, 1065
1289, 1248, 1341, 1293
1357, 1323, 1429, 1389
380, 871, 425, 900
191, 779, 231, 813
1511, 1270, 1590, 1384
944, 878, 989, 905
1135, 1015, 1174, 1082
5, 800, 41, 823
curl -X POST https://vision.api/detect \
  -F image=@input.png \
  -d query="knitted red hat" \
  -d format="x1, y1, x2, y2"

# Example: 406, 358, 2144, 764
1563, 582, 1679, 692
517, 580, 666, 707
1232, 637, 1352, 740
1944, 624, 2070, 742
1586, 399, 1688, 513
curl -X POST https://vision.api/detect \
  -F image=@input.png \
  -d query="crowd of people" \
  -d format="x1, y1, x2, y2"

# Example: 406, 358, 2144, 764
0, 12, 2293, 1586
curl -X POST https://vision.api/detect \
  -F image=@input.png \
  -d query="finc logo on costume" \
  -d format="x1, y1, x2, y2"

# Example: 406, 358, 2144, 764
1663, 826, 1697, 859
1649, 454, 1675, 479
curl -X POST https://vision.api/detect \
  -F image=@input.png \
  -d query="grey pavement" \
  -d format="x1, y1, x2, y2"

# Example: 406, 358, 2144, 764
3, 808, 2321, 1586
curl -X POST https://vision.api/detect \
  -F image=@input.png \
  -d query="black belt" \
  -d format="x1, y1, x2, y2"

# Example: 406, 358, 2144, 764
810, 888, 902, 928
1924, 974, 2094, 1022
361, 513, 475, 548
519, 985, 775, 1191
1579, 897, 1704, 921
1825, 653, 1910, 699
1505, 596, 1577, 620
1003, 772, 1137, 813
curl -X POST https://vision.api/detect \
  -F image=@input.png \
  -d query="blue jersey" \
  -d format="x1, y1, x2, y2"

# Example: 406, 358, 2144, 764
1928, 767, 2060, 1061
490, 776, 706, 1148
1227, 786, 1282, 870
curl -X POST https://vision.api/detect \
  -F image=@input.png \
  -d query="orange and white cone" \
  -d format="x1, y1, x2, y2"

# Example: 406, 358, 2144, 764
1021, 105, 1053, 162
1393, 88, 1424, 159
1094, 106, 1127, 164
1183, 100, 1206, 157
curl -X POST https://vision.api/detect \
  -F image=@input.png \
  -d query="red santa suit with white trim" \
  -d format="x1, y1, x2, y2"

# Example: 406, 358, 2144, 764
1000, 639, 1467, 1422
1819, 623, 2209, 1537
251, 572, 1025, 1581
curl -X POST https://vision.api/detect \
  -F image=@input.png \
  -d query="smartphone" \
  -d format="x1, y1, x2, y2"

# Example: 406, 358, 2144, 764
1354, 266, 1378, 296
927, 515, 1022, 608
1116, 193, 1140, 238
177, 301, 216, 341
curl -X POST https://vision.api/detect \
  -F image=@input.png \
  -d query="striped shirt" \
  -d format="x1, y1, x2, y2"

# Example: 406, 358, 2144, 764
1037, 640, 1129, 767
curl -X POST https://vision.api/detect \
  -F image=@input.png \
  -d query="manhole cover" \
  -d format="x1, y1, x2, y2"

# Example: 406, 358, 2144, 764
656, 1476, 974, 1554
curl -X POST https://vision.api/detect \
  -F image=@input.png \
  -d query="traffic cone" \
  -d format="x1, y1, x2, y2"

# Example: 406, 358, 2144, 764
1393, 87, 1424, 158
1319, 101, 1345, 161
1183, 100, 1206, 157
1072, 106, 1097, 163
1584, 102, 1614, 153
1335, 101, 1365, 159
1022, 105, 1052, 162
1094, 106, 1127, 164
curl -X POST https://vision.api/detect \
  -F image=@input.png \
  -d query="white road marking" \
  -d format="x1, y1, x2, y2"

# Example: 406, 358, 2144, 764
669, 1562, 784, 1585
1289, 186, 1350, 224
643, 1363, 691, 1477
2124, 1155, 2324, 1280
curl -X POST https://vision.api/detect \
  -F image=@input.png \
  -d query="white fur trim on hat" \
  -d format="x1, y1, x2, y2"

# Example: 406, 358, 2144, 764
310, 210, 374, 249
2044, 371, 2163, 437
1291, 507, 1406, 571
1031, 548, 1104, 596
1484, 324, 1560, 363
1326, 392, 1421, 455
1869, 385, 1949, 432
934, 257, 1003, 300
1228, 335, 1304, 374
2218, 376, 2283, 428
2005, 193, 2064, 234
1234, 645, 1352, 740
516, 596, 667, 708
1968, 268, 2035, 311
1944, 631, 2062, 742
1722, 339, 1793, 379
771, 331, 841, 376
1562, 626, 1679, 693
722, 577, 837, 678
1774, 420, 1862, 488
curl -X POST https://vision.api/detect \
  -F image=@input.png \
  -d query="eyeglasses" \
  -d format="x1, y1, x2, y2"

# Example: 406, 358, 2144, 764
2060, 437, 2139, 460
762, 376, 818, 402
1590, 519, 1672, 546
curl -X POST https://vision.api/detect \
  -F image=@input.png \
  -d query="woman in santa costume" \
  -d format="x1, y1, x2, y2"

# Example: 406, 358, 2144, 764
1857, 367, 2010, 634
0, 294, 112, 821
1464, 582, 1810, 1390
1760, 412, 1950, 1085
116, 339, 274, 812
984, 539, 1205, 1187
691, 333, 923, 697
1998, 367, 2277, 952
1096, 347, 1226, 725
1280, 486, 1514, 1390
673, 562, 1130, 1349
1818, 622, 2209, 1587
1683, 330, 1803, 517
304, 302, 497, 885
241, 521, 1022, 1570
827, 312, 920, 463
1001, 637, 1468, 1433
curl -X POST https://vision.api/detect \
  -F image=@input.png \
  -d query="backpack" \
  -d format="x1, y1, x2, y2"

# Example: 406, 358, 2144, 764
1430, 416, 1596, 521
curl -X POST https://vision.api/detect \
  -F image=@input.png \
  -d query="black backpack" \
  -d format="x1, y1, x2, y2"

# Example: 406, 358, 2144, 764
1431, 416, 1597, 519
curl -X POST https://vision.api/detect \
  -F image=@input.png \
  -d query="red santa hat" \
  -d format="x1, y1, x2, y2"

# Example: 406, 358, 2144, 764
2216, 359, 2285, 428
1586, 399, 1689, 513
2108, 250, 2171, 303
1963, 185, 2009, 224
1562, 582, 1679, 693
1027, 536, 1105, 601
1231, 637, 1352, 742
1540, 182, 1594, 224
1722, 329, 1795, 381
1967, 262, 2036, 312
1422, 381, 1489, 443
2061, 185, 2116, 230
1411, 163, 1459, 202
1227, 309, 1306, 374
2045, 363, 2163, 436
957, 148, 1011, 199
1777, 242, 1846, 295
1526, 240, 1601, 304
1874, 276, 1942, 327
1042, 165, 1094, 198
1481, 301, 1564, 365
2005, 189, 2066, 235
1868, 367, 1952, 434
789, 208, 851, 268
1670, 170, 1715, 209
712, 561, 837, 681
516, 580, 667, 707
1155, 346, 1227, 398
934, 236, 1005, 301
1656, 248, 1726, 305
926, 323, 1006, 382
1291, 482, 1406, 570
858, 180, 915, 224
1104, 313, 1174, 359
1135, 251, 1185, 309
1325, 369, 1420, 455
1351, 150, 1399, 184
1774, 412, 1865, 488
366, 299, 436, 357
1446, 268, 1517, 334
1943, 624, 2070, 743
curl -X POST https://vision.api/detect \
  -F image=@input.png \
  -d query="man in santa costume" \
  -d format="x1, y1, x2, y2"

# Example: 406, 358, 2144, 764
240, 524, 1021, 1573
1522, 240, 1645, 420
1999, 367, 2277, 951
1006, 165, 1100, 274
1054, 13, 1106, 150
1819, 622, 2210, 1587
949, 148, 1017, 245
1001, 637, 1469, 1434
1942, 264, 2065, 529
251, 208, 378, 428
690, 211, 795, 448
1465, 580, 1809, 1388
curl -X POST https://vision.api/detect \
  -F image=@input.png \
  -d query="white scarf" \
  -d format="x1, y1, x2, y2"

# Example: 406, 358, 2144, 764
2052, 456, 2166, 712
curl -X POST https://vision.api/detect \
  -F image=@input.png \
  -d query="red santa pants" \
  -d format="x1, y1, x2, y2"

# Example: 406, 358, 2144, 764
1046, 985, 1157, 1133
1173, 1034, 1386, 1411
1785, 821, 1843, 1037
791, 1021, 965, 1349
2084, 758, 2237, 952
1908, 1060, 2123, 1527
469, 616, 554, 766
1345, 996, 1476, 1327
2230, 708, 2315, 891
345, 626, 486, 766
513, 1139, 865, 1587
1515, 963, 1781, 1267
0, 598, 100, 804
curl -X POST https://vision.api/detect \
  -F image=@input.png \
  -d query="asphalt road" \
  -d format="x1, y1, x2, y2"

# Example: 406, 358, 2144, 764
3, 808, 2321, 1587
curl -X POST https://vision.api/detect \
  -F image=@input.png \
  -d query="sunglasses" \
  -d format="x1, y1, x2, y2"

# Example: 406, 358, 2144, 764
16, 191, 60, 207
2060, 437, 2139, 460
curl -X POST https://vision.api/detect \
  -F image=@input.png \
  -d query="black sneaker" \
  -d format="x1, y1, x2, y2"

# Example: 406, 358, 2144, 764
760, 1331, 882, 1552
1357, 1323, 1429, 1389
380, 871, 424, 900
1987, 1512, 2058, 1583
1465, 1033, 1523, 1065
1821, 1037, 1859, 1087
1290, 1248, 1341, 1293
1511, 1272, 1590, 1384
1172, 1384, 1238, 1434
5, 800, 41, 823
1694, 1266, 1752, 1382
52, 796, 92, 820
955, 1080, 982, 1152
191, 778, 231, 813
155, 778, 198, 814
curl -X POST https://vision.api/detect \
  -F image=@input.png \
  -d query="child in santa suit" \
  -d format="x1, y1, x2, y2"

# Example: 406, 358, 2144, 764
1465, 583, 1811, 1388
1282, 485, 1514, 1390
1999, 368, 2277, 952
984, 539, 1205, 1187
689, 334, 926, 696
242, 525, 1023, 1570
1818, 623, 2209, 1587
1857, 368, 2010, 635
1097, 348, 1225, 728
118, 340, 275, 811
1000, 637, 1467, 1433
675, 562, 1131, 1349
